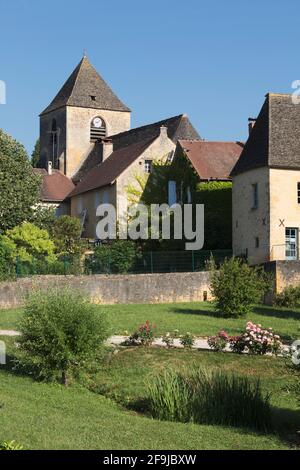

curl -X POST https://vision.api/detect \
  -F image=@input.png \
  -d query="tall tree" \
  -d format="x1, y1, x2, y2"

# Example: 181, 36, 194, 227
0, 129, 41, 232
31, 138, 40, 167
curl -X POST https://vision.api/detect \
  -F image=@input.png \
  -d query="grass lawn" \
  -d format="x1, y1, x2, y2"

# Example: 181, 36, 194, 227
0, 336, 298, 450
1, 302, 299, 342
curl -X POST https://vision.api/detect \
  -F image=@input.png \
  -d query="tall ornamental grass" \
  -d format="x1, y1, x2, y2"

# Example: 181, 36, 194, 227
147, 368, 271, 431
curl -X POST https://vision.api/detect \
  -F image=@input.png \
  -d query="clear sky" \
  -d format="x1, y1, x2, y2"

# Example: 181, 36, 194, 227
0, 0, 299, 155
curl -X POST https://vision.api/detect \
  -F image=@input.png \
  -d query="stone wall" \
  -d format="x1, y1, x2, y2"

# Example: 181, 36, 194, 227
265, 260, 300, 293
0, 272, 212, 309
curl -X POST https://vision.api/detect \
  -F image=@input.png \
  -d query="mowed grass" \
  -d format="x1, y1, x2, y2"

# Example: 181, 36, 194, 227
0, 337, 297, 450
1, 302, 299, 342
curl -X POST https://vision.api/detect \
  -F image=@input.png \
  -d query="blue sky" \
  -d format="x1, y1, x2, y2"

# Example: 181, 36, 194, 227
0, 0, 299, 155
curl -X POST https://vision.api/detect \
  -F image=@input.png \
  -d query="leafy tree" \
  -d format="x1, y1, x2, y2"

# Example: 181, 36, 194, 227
196, 181, 232, 250
0, 129, 41, 232
30, 138, 40, 167
53, 215, 83, 256
0, 235, 15, 280
4, 222, 56, 264
210, 257, 271, 318
30, 205, 56, 235
17, 289, 109, 385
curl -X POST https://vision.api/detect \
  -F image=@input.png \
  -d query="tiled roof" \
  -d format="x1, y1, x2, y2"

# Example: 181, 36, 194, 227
33, 169, 75, 202
231, 93, 300, 176
73, 114, 201, 184
178, 140, 243, 180
69, 136, 157, 197
40, 56, 130, 115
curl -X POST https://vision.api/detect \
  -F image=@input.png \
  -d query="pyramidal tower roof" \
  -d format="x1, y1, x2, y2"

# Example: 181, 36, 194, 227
40, 56, 130, 115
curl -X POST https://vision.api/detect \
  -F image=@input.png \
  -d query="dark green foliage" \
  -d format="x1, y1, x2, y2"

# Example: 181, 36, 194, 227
0, 235, 15, 281
0, 129, 41, 231
53, 215, 83, 256
88, 240, 140, 274
210, 257, 271, 318
30, 139, 40, 167
29, 206, 56, 235
147, 368, 271, 431
274, 285, 300, 308
17, 289, 109, 384
196, 181, 232, 249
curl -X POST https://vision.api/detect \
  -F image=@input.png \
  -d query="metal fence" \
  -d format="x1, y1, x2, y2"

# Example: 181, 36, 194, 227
9, 250, 232, 279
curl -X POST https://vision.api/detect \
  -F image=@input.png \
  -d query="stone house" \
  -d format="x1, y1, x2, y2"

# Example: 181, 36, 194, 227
232, 93, 300, 264
37, 55, 242, 241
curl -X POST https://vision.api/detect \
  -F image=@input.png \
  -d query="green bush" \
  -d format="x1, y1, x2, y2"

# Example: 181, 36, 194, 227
89, 240, 140, 274
0, 235, 15, 281
147, 368, 271, 431
210, 257, 270, 318
17, 289, 109, 385
274, 285, 300, 308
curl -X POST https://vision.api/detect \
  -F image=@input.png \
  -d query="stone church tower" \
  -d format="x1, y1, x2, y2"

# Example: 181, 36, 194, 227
39, 55, 131, 178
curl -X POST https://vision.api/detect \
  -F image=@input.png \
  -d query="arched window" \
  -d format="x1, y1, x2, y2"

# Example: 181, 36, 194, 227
50, 119, 57, 146
90, 116, 106, 142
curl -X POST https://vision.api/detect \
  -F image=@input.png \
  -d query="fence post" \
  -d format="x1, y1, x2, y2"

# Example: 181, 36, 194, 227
16, 256, 20, 278
150, 251, 153, 274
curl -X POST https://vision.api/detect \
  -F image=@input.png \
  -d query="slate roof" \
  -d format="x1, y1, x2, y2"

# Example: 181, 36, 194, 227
40, 56, 130, 115
33, 169, 75, 202
231, 93, 300, 175
69, 136, 157, 197
72, 114, 201, 184
178, 140, 243, 180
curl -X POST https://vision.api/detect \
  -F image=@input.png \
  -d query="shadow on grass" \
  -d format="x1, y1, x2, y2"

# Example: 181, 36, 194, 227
272, 406, 300, 447
1, 352, 44, 382
253, 305, 300, 321
171, 307, 221, 318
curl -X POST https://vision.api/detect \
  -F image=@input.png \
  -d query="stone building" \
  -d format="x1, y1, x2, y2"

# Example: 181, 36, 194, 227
232, 93, 300, 264
37, 55, 241, 240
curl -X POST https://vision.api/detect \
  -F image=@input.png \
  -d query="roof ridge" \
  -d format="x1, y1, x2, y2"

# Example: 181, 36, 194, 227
108, 114, 184, 139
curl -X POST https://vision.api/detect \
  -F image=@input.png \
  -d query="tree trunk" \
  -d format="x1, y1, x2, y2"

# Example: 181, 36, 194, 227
61, 370, 68, 386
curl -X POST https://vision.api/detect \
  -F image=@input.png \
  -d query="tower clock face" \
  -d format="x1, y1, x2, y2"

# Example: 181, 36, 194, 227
93, 117, 103, 128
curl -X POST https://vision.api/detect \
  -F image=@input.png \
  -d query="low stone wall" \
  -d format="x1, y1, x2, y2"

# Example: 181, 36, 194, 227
0, 272, 212, 309
265, 260, 300, 293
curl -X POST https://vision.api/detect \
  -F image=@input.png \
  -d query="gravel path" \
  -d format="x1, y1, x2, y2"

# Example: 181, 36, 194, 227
0, 330, 290, 354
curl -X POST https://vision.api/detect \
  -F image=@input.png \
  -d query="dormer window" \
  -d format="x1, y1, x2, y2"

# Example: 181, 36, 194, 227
90, 116, 106, 142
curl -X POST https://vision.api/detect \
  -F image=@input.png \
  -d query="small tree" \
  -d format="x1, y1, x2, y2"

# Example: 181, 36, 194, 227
210, 257, 270, 318
0, 235, 15, 280
30, 138, 40, 167
89, 240, 139, 274
53, 215, 83, 256
30, 205, 56, 235
17, 289, 109, 385
4, 222, 55, 265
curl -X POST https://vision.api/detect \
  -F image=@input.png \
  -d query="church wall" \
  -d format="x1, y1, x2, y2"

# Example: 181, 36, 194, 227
39, 108, 67, 171
66, 106, 131, 178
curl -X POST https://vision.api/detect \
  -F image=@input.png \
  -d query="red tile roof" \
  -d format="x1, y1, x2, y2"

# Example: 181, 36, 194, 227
178, 140, 244, 180
69, 136, 156, 197
33, 169, 75, 202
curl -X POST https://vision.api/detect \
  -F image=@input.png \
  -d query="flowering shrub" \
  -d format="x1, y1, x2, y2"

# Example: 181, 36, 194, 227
207, 330, 229, 352
208, 322, 282, 355
235, 322, 282, 355
129, 320, 156, 346
180, 332, 195, 349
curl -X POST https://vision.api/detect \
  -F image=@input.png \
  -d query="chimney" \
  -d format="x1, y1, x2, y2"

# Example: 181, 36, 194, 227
248, 117, 256, 135
47, 161, 53, 175
160, 125, 168, 138
101, 138, 114, 162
